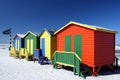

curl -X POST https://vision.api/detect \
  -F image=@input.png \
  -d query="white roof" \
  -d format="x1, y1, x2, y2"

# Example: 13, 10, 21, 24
17, 34, 24, 38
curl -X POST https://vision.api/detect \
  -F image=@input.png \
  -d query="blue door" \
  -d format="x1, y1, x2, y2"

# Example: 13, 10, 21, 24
41, 38, 45, 57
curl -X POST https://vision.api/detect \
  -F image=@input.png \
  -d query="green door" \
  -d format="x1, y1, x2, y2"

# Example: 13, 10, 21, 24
65, 36, 71, 52
74, 35, 82, 58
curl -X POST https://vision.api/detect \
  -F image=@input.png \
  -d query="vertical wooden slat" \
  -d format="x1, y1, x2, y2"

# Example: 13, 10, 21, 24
27, 39, 29, 53
31, 39, 33, 55
17, 40, 20, 51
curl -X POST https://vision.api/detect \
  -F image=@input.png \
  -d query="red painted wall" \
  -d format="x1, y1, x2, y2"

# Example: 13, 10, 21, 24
94, 31, 115, 67
56, 24, 95, 67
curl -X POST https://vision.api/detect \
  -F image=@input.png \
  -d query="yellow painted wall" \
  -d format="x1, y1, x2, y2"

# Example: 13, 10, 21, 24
40, 31, 51, 60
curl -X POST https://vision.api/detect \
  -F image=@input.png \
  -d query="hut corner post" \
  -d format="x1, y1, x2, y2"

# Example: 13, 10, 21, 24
92, 64, 113, 76
92, 66, 102, 76
107, 64, 113, 70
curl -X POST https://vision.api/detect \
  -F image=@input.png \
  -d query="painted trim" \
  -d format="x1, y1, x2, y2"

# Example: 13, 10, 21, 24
56, 62, 74, 67
40, 29, 50, 37
17, 40, 20, 51
53, 51, 81, 61
13, 34, 24, 40
39, 29, 54, 37
27, 40, 29, 53
30, 39, 33, 55
24, 31, 37, 38
54, 21, 117, 34
15, 40, 17, 51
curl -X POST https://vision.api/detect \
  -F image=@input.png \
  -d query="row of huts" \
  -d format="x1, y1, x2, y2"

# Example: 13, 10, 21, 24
10, 21, 118, 78
13, 29, 56, 62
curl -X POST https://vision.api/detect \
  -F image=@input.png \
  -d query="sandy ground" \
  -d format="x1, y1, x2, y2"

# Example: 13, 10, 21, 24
0, 48, 120, 80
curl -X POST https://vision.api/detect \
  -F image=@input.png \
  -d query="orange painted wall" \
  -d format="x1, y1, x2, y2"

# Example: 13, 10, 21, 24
94, 31, 115, 67
56, 24, 95, 67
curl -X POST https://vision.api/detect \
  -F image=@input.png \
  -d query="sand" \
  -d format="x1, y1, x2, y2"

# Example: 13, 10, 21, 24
0, 46, 120, 80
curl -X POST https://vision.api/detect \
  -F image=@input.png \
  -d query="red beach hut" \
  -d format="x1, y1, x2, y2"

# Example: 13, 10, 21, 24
53, 21, 117, 77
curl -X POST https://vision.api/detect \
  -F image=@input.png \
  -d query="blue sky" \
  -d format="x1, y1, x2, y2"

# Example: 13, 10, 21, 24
0, 0, 119, 44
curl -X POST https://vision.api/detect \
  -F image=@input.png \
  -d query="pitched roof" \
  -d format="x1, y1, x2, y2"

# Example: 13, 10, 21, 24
33, 32, 40, 36
17, 34, 24, 38
24, 31, 37, 38
40, 29, 55, 37
47, 29, 55, 36
13, 34, 24, 40
54, 21, 117, 34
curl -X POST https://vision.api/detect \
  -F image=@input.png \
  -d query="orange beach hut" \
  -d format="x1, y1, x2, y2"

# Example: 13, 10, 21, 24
53, 21, 117, 77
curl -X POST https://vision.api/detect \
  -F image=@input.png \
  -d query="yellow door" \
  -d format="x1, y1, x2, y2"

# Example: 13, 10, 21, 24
18, 40, 20, 51
30, 39, 33, 55
27, 40, 29, 53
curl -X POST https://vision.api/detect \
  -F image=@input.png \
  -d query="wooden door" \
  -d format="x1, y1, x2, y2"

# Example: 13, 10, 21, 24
74, 35, 82, 58
65, 36, 71, 52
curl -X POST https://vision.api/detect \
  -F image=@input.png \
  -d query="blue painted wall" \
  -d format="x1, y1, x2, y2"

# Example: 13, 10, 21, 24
14, 36, 24, 51
41, 38, 45, 57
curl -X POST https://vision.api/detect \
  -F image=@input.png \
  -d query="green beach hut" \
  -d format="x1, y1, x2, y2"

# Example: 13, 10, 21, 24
24, 31, 40, 60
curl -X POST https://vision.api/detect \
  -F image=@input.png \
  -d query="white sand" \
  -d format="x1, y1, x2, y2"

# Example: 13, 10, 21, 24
0, 47, 120, 80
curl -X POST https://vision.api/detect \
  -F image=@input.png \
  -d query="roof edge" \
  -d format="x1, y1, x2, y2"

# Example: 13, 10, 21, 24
24, 31, 37, 38
13, 34, 24, 40
54, 21, 117, 35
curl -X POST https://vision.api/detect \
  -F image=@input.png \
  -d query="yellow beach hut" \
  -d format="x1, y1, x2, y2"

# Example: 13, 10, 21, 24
40, 29, 56, 63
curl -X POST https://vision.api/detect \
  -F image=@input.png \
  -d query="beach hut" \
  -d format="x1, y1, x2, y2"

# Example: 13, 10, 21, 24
53, 21, 117, 78
13, 34, 24, 58
24, 31, 40, 60
14, 34, 24, 51
40, 29, 56, 63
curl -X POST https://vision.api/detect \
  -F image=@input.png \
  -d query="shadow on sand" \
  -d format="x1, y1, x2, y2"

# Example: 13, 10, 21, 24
59, 65, 120, 77
98, 65, 120, 76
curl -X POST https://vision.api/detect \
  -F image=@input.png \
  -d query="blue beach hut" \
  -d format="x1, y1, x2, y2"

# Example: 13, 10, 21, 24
13, 34, 24, 52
